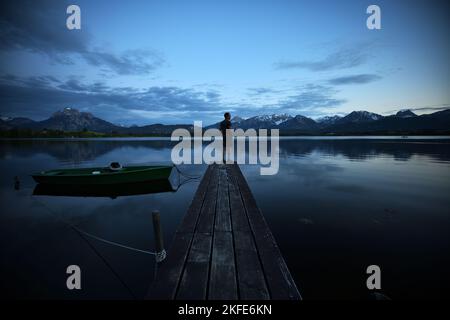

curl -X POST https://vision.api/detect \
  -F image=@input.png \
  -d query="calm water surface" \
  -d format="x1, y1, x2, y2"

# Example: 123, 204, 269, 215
1, 137, 449, 299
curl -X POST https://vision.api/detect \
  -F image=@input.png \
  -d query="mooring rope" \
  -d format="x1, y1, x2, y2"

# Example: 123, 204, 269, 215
11, 164, 203, 299
17, 164, 200, 255
72, 227, 157, 256
29, 197, 141, 299
32, 197, 157, 256
173, 164, 201, 191
173, 164, 201, 180
72, 224, 138, 299
16, 164, 202, 260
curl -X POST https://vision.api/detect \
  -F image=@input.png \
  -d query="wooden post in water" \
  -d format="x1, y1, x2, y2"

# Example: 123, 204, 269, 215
14, 176, 20, 190
152, 210, 166, 263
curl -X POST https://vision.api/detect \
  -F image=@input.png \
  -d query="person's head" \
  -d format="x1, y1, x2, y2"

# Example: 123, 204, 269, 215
224, 112, 231, 120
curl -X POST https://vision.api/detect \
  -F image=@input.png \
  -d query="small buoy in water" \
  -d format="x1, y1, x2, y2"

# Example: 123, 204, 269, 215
14, 176, 20, 190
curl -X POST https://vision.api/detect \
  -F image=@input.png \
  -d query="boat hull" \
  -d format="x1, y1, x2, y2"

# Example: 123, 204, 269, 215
32, 165, 174, 185
33, 179, 175, 197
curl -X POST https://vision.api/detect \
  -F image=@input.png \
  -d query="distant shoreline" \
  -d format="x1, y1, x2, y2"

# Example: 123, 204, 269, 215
1, 128, 450, 139
1, 134, 450, 141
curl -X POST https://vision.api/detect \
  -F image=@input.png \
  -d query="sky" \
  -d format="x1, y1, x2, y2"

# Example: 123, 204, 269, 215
0, 0, 449, 125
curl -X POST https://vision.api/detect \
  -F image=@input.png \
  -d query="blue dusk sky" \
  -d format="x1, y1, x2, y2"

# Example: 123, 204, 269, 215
0, 0, 449, 125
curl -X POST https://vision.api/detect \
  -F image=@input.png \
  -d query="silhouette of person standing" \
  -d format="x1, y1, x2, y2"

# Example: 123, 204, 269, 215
220, 112, 232, 163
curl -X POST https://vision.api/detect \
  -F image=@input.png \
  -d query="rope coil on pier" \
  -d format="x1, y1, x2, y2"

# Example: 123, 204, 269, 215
155, 249, 167, 263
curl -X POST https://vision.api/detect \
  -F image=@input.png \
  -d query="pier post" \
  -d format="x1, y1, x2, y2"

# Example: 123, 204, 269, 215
152, 210, 166, 263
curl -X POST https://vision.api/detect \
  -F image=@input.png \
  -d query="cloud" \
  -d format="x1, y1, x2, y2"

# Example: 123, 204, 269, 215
240, 84, 345, 118
0, 0, 164, 75
1, 74, 62, 88
81, 49, 164, 75
328, 74, 382, 85
0, 75, 223, 125
0, 0, 88, 53
0, 74, 348, 124
57, 78, 108, 92
274, 44, 372, 71
386, 105, 450, 115
247, 87, 281, 95
276, 84, 345, 115
410, 106, 450, 112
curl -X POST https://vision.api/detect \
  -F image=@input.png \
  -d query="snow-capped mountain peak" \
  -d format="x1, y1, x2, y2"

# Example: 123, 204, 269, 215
1, 116, 13, 122
395, 109, 417, 118
231, 116, 245, 123
340, 110, 384, 123
252, 113, 292, 124
316, 115, 342, 124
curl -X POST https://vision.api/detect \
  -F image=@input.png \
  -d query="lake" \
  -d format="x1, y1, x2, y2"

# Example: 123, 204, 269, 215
1, 137, 449, 300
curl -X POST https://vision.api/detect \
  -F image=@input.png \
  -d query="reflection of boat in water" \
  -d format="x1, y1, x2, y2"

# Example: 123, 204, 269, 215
33, 179, 175, 198
31, 163, 174, 185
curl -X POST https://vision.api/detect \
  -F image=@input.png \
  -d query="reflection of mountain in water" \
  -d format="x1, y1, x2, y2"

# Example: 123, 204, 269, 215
1, 138, 450, 163
0, 139, 177, 163
279, 139, 450, 162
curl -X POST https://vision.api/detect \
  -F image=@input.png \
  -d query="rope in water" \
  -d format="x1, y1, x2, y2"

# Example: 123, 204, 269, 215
32, 197, 157, 255
15, 163, 201, 299
31, 197, 139, 299
173, 164, 201, 179
26, 165, 200, 255
173, 164, 201, 191
18, 164, 200, 257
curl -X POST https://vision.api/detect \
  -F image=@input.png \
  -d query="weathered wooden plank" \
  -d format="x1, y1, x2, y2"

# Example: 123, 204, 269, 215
148, 165, 213, 299
230, 164, 301, 300
176, 232, 213, 300
233, 230, 271, 300
227, 166, 251, 233
177, 165, 213, 234
148, 164, 301, 300
208, 231, 237, 300
196, 165, 219, 233
227, 167, 270, 300
147, 232, 192, 299
214, 166, 231, 232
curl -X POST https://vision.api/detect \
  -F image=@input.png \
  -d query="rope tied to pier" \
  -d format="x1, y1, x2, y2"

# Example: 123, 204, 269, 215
11, 164, 204, 299
32, 197, 158, 256
33, 198, 158, 256
155, 249, 167, 263
15, 164, 202, 257
30, 197, 145, 299
173, 164, 201, 179
173, 164, 201, 190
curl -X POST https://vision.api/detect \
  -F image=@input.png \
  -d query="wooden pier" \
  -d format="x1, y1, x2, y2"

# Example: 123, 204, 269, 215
147, 164, 301, 300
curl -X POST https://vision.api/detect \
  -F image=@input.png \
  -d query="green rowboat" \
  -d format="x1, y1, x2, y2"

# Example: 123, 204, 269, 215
32, 164, 174, 185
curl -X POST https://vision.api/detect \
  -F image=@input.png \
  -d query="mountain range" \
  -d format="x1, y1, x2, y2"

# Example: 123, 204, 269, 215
0, 108, 193, 135
209, 109, 450, 134
1, 107, 449, 135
